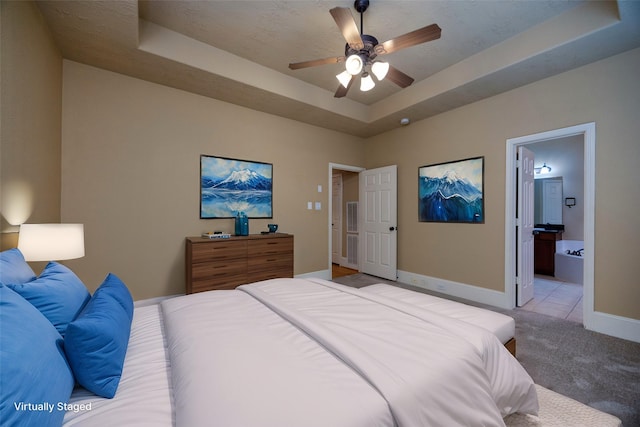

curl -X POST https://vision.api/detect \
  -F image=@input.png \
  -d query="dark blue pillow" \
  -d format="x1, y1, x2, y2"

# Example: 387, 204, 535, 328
64, 273, 133, 398
7, 262, 91, 336
0, 248, 36, 285
0, 284, 75, 427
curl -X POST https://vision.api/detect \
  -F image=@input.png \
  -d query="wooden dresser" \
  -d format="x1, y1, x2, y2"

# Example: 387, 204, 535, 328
185, 233, 293, 294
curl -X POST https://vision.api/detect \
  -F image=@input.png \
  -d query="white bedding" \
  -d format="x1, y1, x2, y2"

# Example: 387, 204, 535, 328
63, 304, 173, 426
63, 278, 538, 427
163, 278, 538, 427
359, 283, 515, 344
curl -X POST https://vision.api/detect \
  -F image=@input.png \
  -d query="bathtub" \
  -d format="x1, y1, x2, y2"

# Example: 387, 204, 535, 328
555, 240, 584, 284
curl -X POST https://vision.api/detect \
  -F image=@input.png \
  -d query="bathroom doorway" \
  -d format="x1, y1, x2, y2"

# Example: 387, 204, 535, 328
505, 123, 595, 327
523, 137, 585, 322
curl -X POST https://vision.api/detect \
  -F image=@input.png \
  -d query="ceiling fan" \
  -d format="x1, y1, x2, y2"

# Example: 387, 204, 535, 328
288, 0, 441, 98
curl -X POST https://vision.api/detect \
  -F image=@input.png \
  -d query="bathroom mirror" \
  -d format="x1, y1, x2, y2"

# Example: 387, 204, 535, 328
534, 177, 563, 225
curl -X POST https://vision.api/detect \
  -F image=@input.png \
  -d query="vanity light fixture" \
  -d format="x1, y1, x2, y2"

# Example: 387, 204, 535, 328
534, 163, 552, 174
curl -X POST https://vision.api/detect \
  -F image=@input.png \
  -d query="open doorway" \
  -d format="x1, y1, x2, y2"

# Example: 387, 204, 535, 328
329, 163, 364, 279
505, 123, 595, 328
525, 136, 585, 323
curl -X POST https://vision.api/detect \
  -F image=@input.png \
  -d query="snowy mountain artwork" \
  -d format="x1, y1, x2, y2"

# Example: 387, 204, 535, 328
200, 155, 273, 218
418, 157, 484, 223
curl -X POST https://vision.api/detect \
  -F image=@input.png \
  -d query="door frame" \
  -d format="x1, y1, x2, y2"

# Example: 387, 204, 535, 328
328, 163, 365, 276
504, 122, 595, 328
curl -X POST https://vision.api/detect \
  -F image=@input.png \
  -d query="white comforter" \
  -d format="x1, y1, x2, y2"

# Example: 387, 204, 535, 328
161, 278, 538, 427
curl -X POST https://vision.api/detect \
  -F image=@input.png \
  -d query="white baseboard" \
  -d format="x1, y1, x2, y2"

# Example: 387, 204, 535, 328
587, 311, 640, 344
397, 270, 511, 309
297, 268, 640, 344
296, 269, 331, 281
397, 270, 640, 344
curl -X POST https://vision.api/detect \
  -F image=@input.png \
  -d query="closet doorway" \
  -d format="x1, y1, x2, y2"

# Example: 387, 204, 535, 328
329, 163, 364, 279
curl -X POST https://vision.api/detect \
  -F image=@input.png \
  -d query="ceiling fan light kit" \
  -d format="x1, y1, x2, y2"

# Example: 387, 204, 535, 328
371, 61, 389, 80
336, 70, 353, 88
288, 0, 441, 98
345, 54, 365, 75
360, 72, 375, 91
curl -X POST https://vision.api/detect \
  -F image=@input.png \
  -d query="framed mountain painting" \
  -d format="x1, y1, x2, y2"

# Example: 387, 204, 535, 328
418, 156, 484, 223
200, 155, 273, 219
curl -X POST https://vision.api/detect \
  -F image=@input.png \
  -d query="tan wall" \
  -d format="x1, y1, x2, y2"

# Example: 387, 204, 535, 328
60, 61, 365, 299
365, 48, 640, 320
0, 1, 62, 251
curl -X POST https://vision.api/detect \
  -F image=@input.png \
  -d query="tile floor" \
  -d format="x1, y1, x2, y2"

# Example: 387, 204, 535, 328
520, 275, 583, 323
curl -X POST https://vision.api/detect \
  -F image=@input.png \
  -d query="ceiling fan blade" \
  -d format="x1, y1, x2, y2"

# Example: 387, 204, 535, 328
334, 77, 354, 98
330, 7, 364, 50
385, 65, 414, 88
289, 56, 345, 70
377, 23, 441, 55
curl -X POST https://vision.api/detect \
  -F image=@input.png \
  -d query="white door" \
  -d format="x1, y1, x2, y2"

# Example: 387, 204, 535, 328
332, 174, 342, 265
360, 165, 398, 281
517, 146, 535, 306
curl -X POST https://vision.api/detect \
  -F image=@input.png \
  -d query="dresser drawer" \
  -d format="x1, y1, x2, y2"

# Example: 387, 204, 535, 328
190, 240, 247, 263
248, 255, 294, 281
190, 277, 248, 293
248, 237, 293, 257
248, 253, 293, 271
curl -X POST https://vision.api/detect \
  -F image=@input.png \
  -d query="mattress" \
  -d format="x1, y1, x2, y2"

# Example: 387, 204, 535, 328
62, 304, 173, 426
360, 283, 515, 344
162, 278, 537, 426
61, 278, 620, 427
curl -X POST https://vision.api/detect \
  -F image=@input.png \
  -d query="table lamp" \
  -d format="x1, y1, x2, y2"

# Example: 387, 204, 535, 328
17, 223, 85, 261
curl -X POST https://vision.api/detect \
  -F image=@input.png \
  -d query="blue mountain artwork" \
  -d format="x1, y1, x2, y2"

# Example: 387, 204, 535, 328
419, 171, 483, 222
201, 168, 272, 218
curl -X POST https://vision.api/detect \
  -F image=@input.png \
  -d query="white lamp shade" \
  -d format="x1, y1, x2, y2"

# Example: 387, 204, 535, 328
360, 73, 375, 91
371, 61, 389, 80
18, 224, 85, 261
345, 54, 364, 75
336, 70, 352, 88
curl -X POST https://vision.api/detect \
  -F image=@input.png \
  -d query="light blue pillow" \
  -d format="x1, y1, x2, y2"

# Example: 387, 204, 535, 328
0, 284, 75, 427
64, 273, 133, 398
0, 248, 36, 285
7, 262, 90, 336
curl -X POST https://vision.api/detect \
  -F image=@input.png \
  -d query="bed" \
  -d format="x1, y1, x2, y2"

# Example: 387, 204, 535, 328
359, 283, 517, 355
1, 248, 620, 426
63, 276, 538, 427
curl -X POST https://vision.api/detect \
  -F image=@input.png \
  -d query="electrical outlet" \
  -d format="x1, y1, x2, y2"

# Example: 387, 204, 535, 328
436, 283, 446, 292
411, 276, 419, 285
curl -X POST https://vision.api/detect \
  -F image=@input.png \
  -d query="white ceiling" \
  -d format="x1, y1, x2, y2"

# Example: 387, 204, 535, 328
36, 0, 640, 137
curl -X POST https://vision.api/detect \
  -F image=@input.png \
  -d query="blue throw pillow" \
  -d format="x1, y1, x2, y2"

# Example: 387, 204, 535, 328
0, 248, 36, 285
64, 273, 133, 398
0, 284, 75, 427
7, 262, 91, 336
